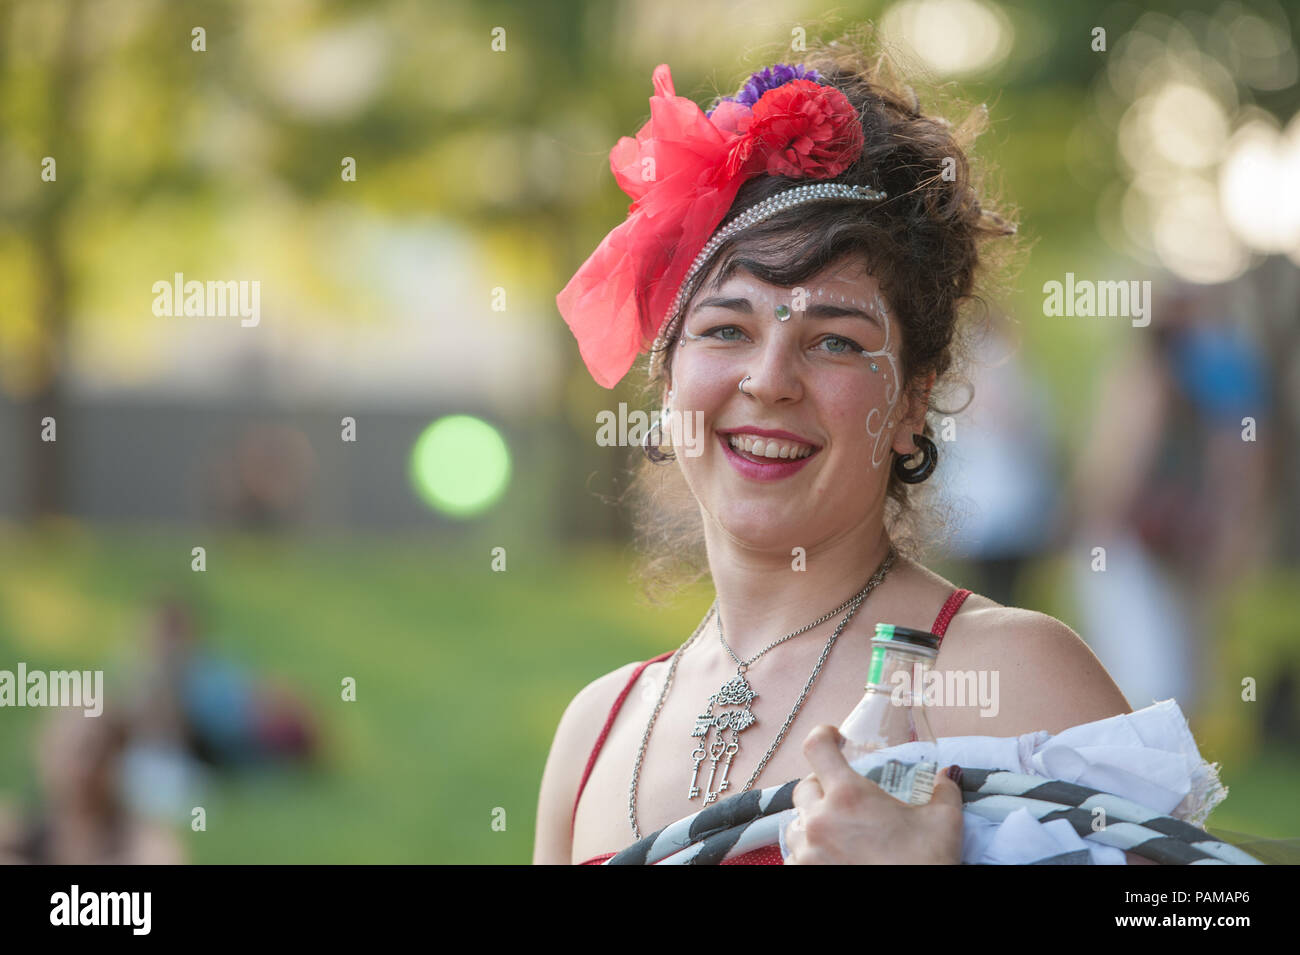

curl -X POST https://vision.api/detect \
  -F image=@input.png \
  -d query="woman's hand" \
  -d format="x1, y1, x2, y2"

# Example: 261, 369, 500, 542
784, 724, 965, 865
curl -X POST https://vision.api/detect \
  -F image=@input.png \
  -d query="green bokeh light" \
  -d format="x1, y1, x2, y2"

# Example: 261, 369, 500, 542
409, 415, 510, 518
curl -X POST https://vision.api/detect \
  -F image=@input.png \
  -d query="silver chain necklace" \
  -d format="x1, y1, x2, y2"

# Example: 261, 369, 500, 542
628, 547, 896, 839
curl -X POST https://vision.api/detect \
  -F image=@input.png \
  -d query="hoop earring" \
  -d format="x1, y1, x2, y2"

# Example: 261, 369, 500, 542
642, 414, 675, 464
893, 433, 937, 484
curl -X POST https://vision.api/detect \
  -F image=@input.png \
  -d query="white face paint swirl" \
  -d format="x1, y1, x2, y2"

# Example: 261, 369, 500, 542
799, 286, 901, 468
863, 292, 902, 468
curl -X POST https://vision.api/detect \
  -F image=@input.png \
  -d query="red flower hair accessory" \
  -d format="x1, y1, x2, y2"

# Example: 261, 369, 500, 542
556, 62, 868, 389
742, 79, 866, 178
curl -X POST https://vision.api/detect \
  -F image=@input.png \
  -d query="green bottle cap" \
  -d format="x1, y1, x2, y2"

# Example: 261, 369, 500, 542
868, 624, 940, 685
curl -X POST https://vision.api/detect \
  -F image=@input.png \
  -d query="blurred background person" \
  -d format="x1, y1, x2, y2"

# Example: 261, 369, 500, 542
1064, 281, 1273, 719
127, 598, 318, 771
0, 708, 185, 864
0, 598, 320, 864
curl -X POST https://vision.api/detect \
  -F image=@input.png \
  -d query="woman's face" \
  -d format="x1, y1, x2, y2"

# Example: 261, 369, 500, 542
664, 255, 926, 551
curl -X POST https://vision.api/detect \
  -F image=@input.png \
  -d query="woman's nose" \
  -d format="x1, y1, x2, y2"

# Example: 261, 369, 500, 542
742, 331, 805, 403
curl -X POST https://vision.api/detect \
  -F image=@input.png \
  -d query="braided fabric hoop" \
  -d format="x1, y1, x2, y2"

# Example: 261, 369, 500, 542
602, 762, 1263, 866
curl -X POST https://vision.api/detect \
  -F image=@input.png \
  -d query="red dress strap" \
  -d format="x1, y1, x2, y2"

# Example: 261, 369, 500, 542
931, 588, 972, 645
571, 650, 675, 837
904, 588, 974, 746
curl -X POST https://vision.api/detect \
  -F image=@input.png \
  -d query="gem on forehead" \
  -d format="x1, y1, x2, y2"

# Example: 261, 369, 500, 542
774, 303, 791, 321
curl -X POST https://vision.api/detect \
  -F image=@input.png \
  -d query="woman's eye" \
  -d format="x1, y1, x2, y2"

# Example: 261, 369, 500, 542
705, 325, 747, 342
816, 334, 865, 355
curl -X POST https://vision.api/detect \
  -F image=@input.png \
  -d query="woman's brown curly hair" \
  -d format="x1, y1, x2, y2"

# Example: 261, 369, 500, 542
621, 24, 1023, 605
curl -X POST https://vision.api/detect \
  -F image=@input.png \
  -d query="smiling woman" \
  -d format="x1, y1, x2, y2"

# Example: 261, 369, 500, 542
539, 25, 1135, 868
633, 51, 1021, 581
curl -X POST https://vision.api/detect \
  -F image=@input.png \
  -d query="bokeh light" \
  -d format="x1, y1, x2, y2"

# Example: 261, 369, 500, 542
880, 0, 1013, 77
1219, 113, 1300, 254
409, 415, 510, 518
1151, 176, 1251, 283
1094, 6, 1300, 281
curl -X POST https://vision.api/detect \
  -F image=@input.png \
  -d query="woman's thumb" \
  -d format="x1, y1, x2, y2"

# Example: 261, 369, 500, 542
930, 764, 965, 806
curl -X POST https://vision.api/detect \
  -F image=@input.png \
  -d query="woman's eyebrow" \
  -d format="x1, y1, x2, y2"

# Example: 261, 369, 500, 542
691, 296, 753, 314
693, 296, 883, 326
805, 302, 884, 326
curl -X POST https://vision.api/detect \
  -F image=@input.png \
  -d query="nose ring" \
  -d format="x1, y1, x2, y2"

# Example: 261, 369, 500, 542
738, 375, 753, 397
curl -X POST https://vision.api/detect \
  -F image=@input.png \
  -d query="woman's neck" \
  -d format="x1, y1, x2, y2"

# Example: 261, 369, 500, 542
699, 513, 895, 662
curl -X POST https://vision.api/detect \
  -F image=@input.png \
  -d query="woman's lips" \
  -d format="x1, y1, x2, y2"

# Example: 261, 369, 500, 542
717, 433, 819, 482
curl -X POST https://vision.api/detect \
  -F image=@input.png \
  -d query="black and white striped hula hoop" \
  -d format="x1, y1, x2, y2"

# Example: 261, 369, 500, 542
603, 764, 1261, 865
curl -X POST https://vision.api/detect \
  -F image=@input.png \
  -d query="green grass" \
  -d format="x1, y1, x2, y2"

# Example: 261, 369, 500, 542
0, 524, 1294, 862
1207, 744, 1300, 840
0, 522, 713, 863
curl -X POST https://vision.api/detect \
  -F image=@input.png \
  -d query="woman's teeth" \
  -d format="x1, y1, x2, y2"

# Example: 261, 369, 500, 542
727, 434, 815, 460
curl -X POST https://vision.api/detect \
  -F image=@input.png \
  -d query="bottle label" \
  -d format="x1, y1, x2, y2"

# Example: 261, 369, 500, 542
872, 759, 938, 805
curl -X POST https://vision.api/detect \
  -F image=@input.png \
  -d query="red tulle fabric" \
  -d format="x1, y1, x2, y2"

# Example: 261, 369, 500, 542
556, 65, 752, 389
555, 64, 861, 389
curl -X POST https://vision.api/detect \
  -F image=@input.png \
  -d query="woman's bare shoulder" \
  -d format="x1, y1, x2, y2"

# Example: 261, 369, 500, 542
938, 600, 1132, 736
938, 598, 1156, 866
534, 658, 646, 864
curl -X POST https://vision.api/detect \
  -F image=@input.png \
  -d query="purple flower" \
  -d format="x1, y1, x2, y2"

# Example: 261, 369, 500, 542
707, 63, 821, 118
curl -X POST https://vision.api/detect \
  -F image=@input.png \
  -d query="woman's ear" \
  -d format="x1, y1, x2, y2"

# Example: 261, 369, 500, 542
891, 372, 936, 457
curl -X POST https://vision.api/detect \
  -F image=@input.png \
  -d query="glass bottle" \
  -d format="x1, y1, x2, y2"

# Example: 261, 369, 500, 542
837, 623, 940, 802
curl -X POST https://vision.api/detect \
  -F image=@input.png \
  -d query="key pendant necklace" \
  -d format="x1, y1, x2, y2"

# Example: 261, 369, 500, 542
689, 668, 759, 804
629, 547, 897, 838
681, 548, 897, 807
